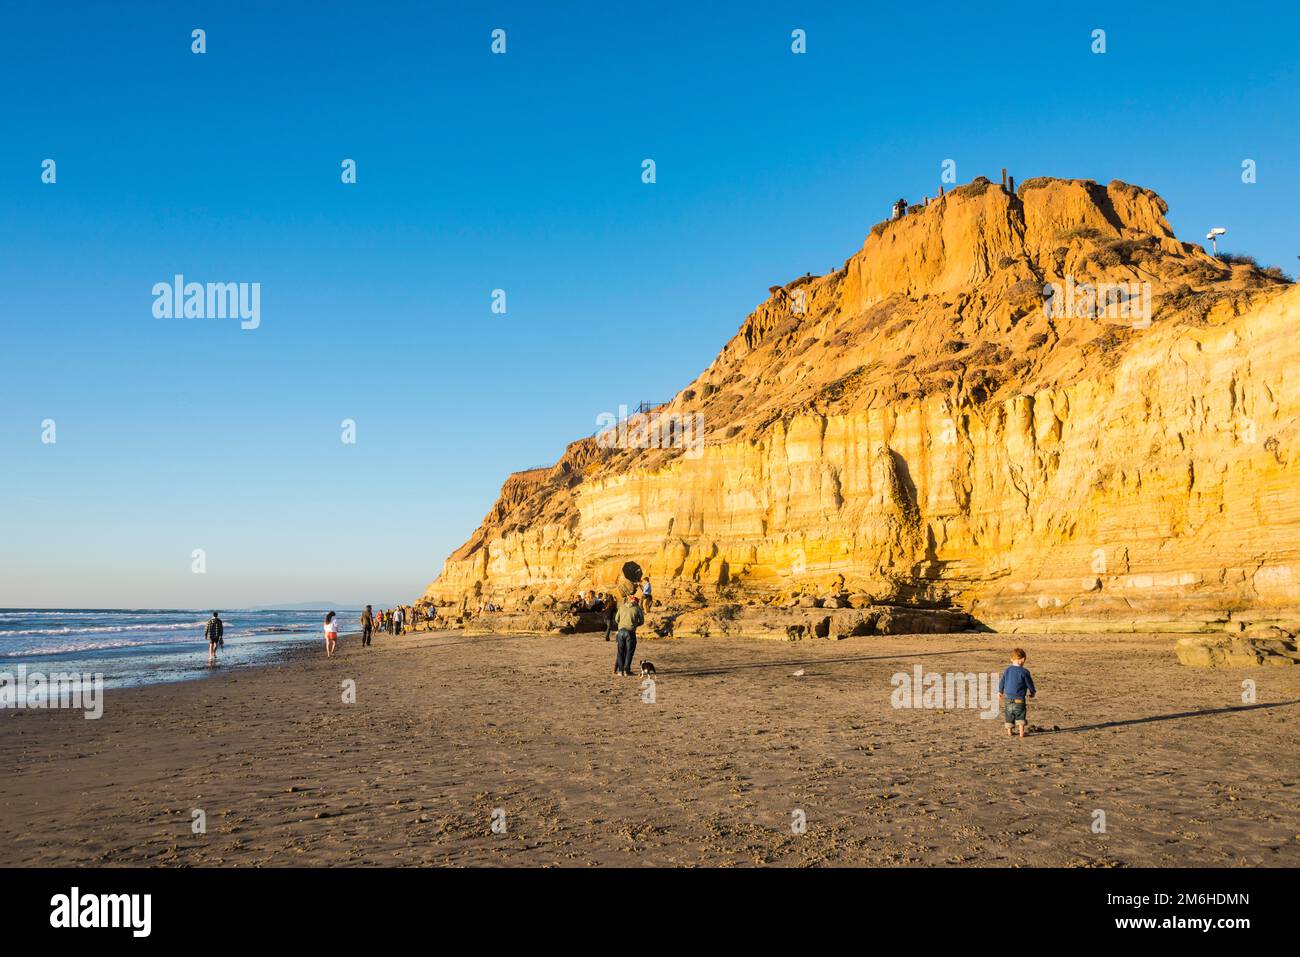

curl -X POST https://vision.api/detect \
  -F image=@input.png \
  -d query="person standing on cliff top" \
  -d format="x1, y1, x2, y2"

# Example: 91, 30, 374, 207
613, 595, 645, 677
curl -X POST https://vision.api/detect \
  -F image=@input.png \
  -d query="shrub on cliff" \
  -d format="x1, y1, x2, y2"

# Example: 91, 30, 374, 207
950, 176, 993, 199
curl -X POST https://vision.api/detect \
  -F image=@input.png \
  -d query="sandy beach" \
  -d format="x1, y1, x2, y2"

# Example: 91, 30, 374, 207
1, 629, 1297, 867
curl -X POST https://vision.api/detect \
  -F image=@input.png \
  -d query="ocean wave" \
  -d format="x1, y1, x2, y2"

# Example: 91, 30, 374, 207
1, 626, 318, 658
1, 638, 179, 657
0, 620, 211, 637
0, 609, 195, 618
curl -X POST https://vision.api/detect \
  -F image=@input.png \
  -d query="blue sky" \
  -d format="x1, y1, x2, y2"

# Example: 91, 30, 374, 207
1, 0, 1296, 607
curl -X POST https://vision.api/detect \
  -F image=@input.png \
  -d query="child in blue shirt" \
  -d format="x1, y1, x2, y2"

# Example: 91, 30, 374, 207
998, 648, 1036, 738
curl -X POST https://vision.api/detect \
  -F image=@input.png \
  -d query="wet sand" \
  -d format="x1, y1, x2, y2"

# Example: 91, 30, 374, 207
1, 629, 1297, 866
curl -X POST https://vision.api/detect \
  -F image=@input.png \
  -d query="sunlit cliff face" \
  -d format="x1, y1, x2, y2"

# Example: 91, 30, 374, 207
425, 177, 1297, 632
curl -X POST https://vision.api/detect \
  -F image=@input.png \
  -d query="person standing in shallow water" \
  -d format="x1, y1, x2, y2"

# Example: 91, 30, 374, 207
613, 595, 644, 676
324, 611, 339, 658
205, 610, 223, 665
360, 605, 373, 647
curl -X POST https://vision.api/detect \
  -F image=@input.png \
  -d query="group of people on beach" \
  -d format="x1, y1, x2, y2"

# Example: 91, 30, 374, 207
203, 605, 431, 666
352, 603, 435, 651
329, 606, 411, 658
304, 603, 446, 658
597, 577, 653, 676
565, 578, 655, 676
206, 605, 439, 664
570, 577, 653, 616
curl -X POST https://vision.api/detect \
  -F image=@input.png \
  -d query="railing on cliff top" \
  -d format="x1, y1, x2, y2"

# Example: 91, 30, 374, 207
585, 401, 668, 438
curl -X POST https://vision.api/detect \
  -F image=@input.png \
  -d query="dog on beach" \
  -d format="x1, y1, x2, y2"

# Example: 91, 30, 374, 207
639, 661, 656, 676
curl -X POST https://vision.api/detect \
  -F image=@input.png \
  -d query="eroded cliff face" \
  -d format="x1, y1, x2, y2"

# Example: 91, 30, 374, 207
424, 176, 1298, 632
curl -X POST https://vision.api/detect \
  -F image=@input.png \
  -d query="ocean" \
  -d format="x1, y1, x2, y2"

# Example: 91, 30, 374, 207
0, 608, 362, 690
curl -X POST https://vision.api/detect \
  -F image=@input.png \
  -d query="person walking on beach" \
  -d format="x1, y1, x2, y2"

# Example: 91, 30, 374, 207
205, 610, 224, 665
998, 647, 1037, 738
394, 605, 405, 636
613, 594, 645, 677
603, 593, 616, 642
360, 605, 373, 647
324, 611, 339, 658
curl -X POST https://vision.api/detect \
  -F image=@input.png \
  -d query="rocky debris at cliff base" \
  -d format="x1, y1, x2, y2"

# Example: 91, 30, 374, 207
453, 609, 608, 635
671, 603, 973, 640
442, 600, 974, 639
1175, 633, 1300, 667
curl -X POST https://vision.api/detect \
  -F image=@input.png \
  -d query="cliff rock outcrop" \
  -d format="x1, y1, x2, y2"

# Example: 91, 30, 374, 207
423, 176, 1297, 635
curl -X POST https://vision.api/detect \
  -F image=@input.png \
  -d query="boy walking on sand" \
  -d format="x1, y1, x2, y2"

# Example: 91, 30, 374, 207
998, 648, 1036, 738
361, 605, 373, 647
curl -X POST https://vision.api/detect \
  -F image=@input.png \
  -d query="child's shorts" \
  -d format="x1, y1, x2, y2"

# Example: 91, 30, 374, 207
1004, 698, 1028, 727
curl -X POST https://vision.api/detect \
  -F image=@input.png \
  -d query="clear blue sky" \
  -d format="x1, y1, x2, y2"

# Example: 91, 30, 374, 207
2, 0, 1296, 608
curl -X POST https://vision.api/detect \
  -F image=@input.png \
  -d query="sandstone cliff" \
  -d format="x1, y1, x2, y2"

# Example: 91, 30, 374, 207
423, 176, 1298, 634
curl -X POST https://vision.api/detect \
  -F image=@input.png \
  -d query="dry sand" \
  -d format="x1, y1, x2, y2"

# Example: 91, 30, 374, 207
1, 629, 1297, 867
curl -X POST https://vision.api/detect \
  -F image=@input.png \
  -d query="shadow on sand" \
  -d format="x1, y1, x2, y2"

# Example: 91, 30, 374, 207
669, 648, 987, 678
1048, 699, 1300, 735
